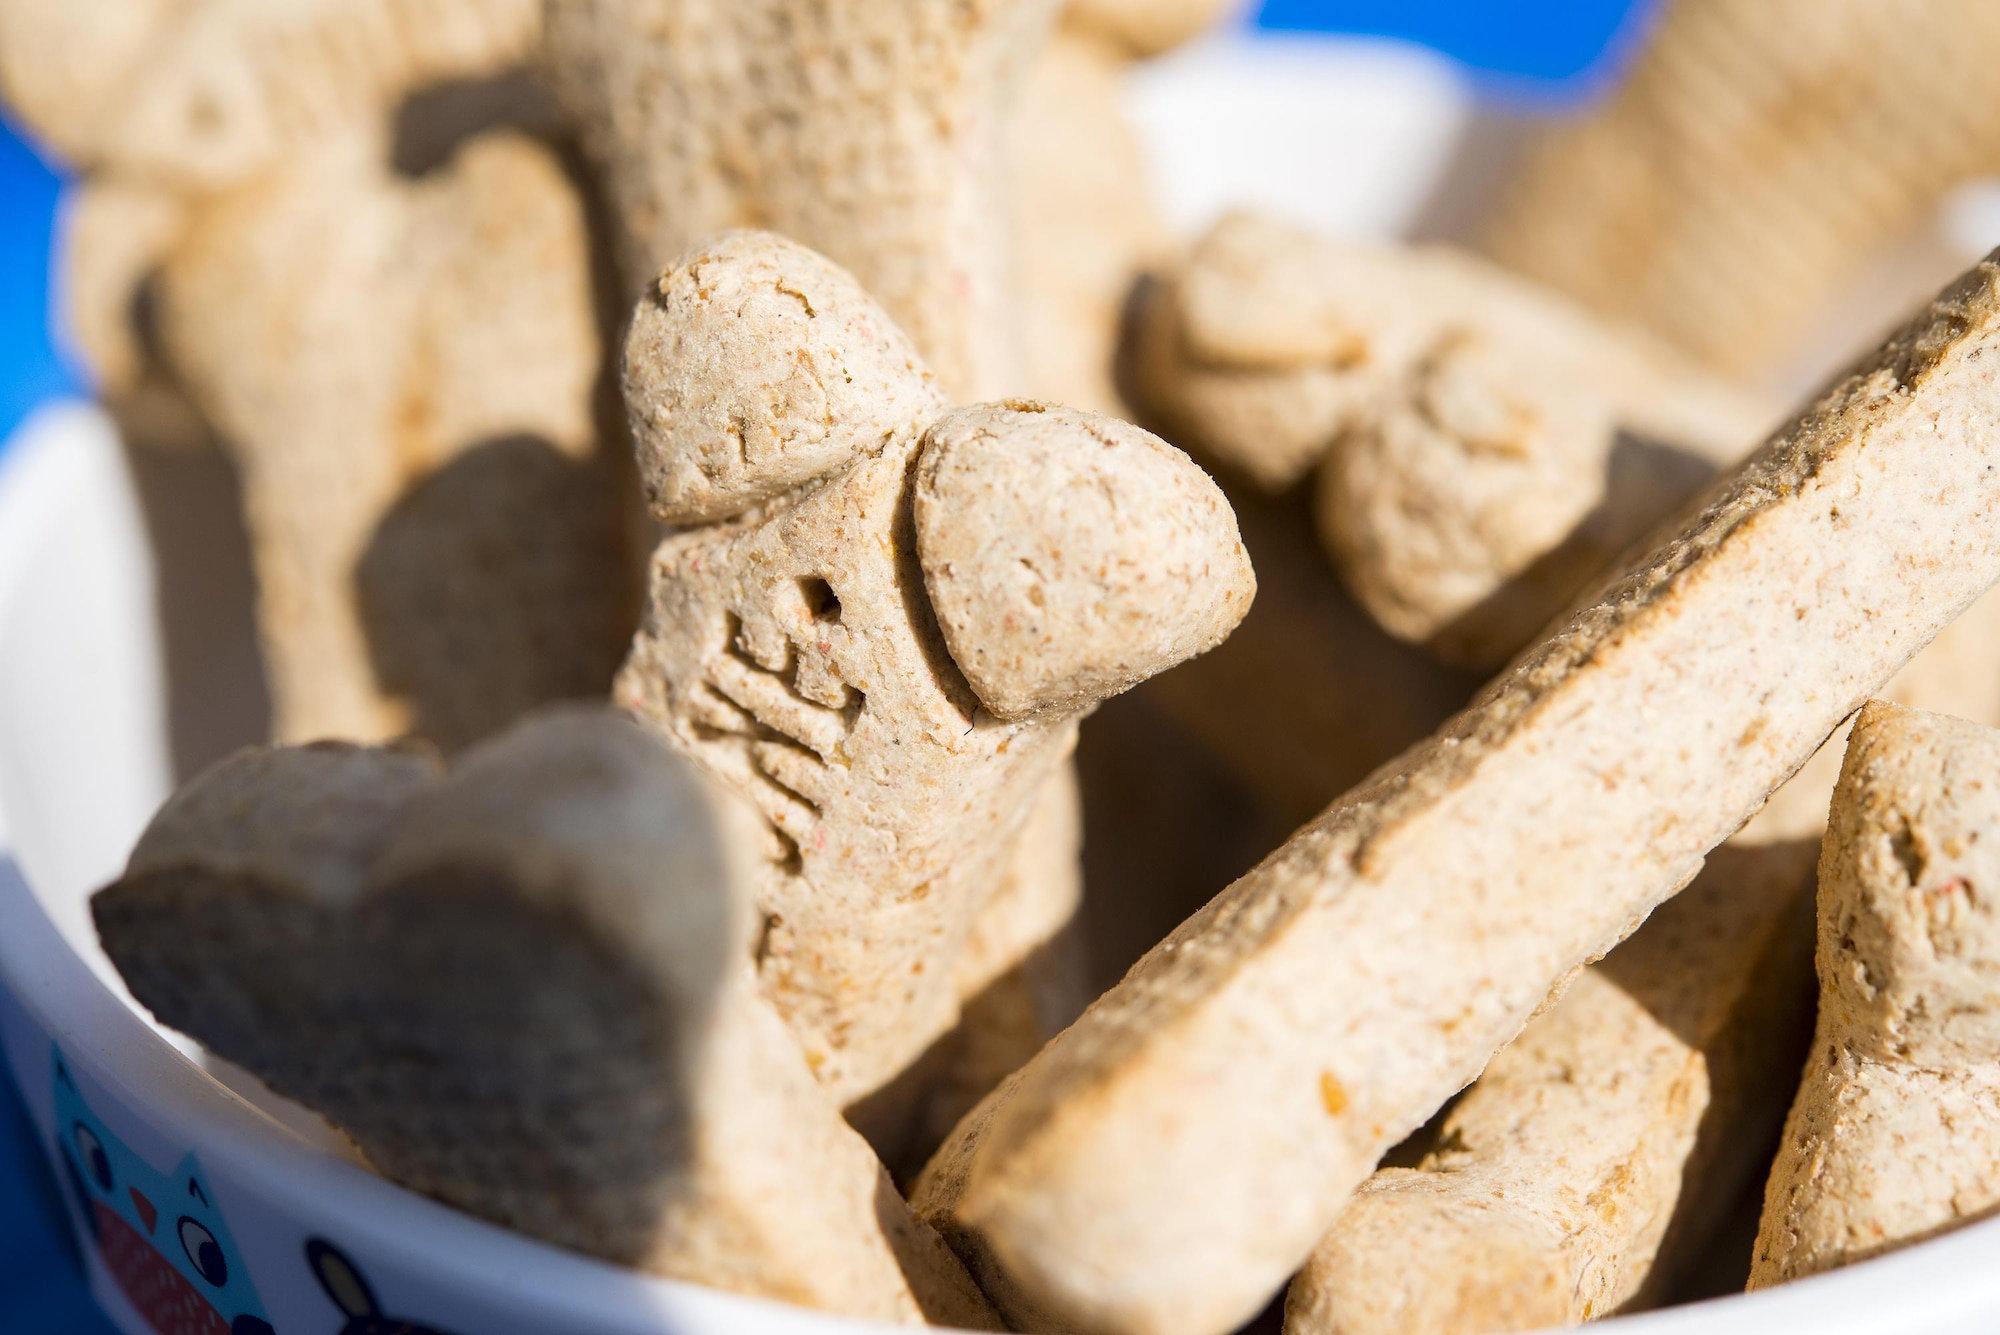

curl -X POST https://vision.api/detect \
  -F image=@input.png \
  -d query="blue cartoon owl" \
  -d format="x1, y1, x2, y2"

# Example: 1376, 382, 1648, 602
52, 1047, 274, 1335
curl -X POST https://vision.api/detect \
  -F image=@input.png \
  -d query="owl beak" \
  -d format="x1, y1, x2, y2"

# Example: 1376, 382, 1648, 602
129, 1188, 157, 1235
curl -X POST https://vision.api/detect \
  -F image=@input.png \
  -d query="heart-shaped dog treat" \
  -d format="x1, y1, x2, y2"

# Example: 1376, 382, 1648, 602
94, 708, 997, 1328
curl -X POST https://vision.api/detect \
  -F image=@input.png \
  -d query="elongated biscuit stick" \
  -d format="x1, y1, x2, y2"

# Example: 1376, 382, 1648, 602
915, 256, 2000, 1335
93, 709, 1000, 1327
1285, 838, 1818, 1335
1751, 702, 2000, 1287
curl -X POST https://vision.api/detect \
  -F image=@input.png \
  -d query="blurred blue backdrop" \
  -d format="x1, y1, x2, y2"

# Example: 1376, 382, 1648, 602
1259, 0, 1658, 95
0, 2, 1648, 1327
0, 110, 80, 450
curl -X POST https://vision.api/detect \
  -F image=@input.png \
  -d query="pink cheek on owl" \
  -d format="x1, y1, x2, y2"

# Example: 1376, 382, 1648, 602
91, 1201, 230, 1335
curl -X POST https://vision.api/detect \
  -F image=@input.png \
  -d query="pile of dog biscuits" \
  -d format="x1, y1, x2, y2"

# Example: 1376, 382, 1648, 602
11, 2, 2000, 1333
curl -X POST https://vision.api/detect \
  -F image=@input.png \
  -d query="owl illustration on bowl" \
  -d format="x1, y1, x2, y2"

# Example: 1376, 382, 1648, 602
52, 1048, 274, 1335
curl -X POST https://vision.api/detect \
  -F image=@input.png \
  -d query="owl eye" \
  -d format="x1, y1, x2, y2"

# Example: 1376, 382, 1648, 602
72, 1123, 111, 1192
179, 1217, 228, 1287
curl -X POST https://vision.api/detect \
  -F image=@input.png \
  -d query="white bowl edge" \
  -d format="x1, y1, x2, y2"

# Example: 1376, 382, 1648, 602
4, 410, 2000, 1334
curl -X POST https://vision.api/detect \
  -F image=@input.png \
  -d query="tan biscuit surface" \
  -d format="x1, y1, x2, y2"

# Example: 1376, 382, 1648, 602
0, 0, 541, 187
617, 231, 1252, 1116
1286, 838, 1818, 1335
1481, 0, 2000, 379
1751, 702, 2000, 1286
914, 255, 2000, 1335
94, 709, 1000, 1327
915, 402, 1254, 721
157, 126, 630, 750
1064, 0, 1233, 57
1130, 212, 1769, 668
1007, 0, 1231, 414
545, 0, 1061, 402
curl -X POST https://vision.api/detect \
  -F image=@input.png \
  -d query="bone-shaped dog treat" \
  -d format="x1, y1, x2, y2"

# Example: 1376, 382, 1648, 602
154, 124, 632, 750
1481, 0, 2000, 380
0, 0, 540, 188
1750, 702, 2000, 1287
1008, 0, 1231, 414
0, 0, 559, 460
1062, 0, 1234, 56
1129, 211, 1771, 669
615, 229, 1254, 1118
93, 709, 1002, 1327
545, 0, 1061, 403
913, 254, 2000, 1335
1285, 838, 1818, 1335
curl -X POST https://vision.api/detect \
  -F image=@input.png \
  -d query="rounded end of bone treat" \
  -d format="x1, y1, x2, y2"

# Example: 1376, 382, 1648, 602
1065, 0, 1237, 57
913, 400, 1255, 721
1286, 1174, 1578, 1335
119, 741, 443, 905
0, 0, 174, 165
1315, 331, 1614, 669
623, 229, 945, 525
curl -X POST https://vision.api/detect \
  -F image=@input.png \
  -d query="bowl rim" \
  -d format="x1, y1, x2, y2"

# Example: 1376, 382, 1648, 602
0, 404, 884, 1335
4, 402, 2000, 1335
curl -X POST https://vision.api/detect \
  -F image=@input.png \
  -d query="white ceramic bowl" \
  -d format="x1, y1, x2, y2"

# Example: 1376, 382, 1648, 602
7, 407, 2000, 1335
8, 32, 2000, 1335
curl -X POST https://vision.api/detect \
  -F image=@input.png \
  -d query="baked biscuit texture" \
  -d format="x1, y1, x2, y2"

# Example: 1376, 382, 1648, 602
1286, 838, 1818, 1334
0, 0, 541, 186
157, 126, 631, 750
914, 254, 2000, 1335
94, 709, 1000, 1328
1129, 211, 1770, 668
545, 0, 1062, 402
616, 231, 1253, 1117
1481, 0, 2000, 379
1752, 702, 2000, 1287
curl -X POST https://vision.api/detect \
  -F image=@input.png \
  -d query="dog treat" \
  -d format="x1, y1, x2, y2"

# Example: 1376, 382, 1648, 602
154, 124, 632, 750
545, 0, 1060, 404
1286, 837, 1818, 1335
616, 229, 1253, 1120
1481, 0, 2000, 380
1063, 0, 1233, 57
1751, 702, 2000, 1287
59, 176, 219, 454
1008, 0, 1230, 413
913, 254, 2000, 1335
0, 0, 541, 188
1129, 211, 1770, 668
93, 709, 1002, 1327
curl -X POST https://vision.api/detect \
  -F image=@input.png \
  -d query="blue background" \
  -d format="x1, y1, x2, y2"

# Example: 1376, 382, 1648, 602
0, 3, 1647, 1327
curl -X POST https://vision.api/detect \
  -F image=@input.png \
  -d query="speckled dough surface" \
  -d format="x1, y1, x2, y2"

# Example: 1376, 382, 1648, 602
0, 0, 541, 186
1752, 702, 2000, 1287
157, 125, 630, 750
93, 710, 1000, 1328
545, 0, 1061, 403
615, 231, 1253, 1116
914, 255, 2000, 1335
1286, 838, 1817, 1335
1007, 0, 1232, 413
1129, 212, 1770, 668
1481, 0, 2000, 378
